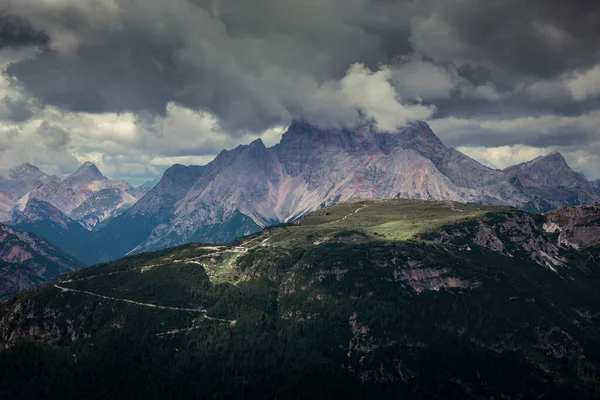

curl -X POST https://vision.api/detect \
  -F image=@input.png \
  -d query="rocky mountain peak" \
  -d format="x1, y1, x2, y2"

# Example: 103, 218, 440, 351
533, 151, 568, 166
12, 162, 37, 170
6, 163, 50, 185
248, 138, 265, 148
280, 120, 379, 150
15, 198, 74, 228
506, 151, 587, 189
74, 161, 103, 176
278, 119, 446, 159
392, 121, 447, 162
159, 164, 204, 186
62, 162, 106, 188
129, 164, 205, 217
0, 163, 56, 199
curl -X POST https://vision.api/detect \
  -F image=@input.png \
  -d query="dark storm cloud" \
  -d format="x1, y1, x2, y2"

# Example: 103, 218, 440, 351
2, 0, 600, 135
415, 0, 600, 80
7, 42, 186, 115
441, 123, 596, 149
0, 13, 48, 49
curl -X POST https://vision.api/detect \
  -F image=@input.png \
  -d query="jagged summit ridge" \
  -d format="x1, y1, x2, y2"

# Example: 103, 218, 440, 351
504, 150, 590, 191
62, 161, 106, 188
3, 162, 147, 230
0, 162, 58, 201
15, 198, 73, 228
94, 120, 599, 260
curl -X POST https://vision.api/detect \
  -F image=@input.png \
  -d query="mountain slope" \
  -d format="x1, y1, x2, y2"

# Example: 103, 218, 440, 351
503, 152, 599, 210
0, 163, 58, 199
69, 188, 137, 230
76, 164, 209, 263
0, 192, 16, 222
11, 199, 93, 263
1, 199, 600, 398
0, 223, 81, 299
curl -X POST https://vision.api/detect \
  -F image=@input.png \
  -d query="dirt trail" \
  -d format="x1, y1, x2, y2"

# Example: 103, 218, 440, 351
154, 318, 237, 337
340, 205, 369, 221
54, 284, 207, 313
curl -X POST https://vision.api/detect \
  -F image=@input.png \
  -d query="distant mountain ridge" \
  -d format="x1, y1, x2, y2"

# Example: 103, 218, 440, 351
0, 163, 59, 199
0, 162, 153, 231
2, 120, 598, 265
78, 120, 600, 264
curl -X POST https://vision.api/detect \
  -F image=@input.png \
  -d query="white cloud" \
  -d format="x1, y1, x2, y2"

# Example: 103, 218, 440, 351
566, 64, 600, 101
523, 80, 571, 102
457, 144, 600, 180
521, 64, 600, 103
339, 63, 436, 131
0, 93, 288, 184
456, 145, 549, 170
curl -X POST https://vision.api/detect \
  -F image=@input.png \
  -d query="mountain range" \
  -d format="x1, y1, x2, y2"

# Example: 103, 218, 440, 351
0, 162, 153, 226
2, 120, 600, 267
74, 120, 600, 263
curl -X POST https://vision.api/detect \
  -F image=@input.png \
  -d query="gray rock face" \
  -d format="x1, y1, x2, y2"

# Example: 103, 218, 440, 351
69, 188, 137, 230
104, 120, 599, 258
503, 152, 600, 211
504, 152, 589, 189
543, 205, 600, 249
0, 193, 16, 222
61, 161, 106, 188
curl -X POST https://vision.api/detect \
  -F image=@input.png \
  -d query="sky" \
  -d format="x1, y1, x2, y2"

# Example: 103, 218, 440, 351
0, 0, 599, 185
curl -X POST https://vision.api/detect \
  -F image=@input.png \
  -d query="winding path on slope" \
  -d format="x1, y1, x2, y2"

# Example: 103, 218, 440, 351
54, 283, 236, 335
54, 284, 208, 313
338, 204, 369, 222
